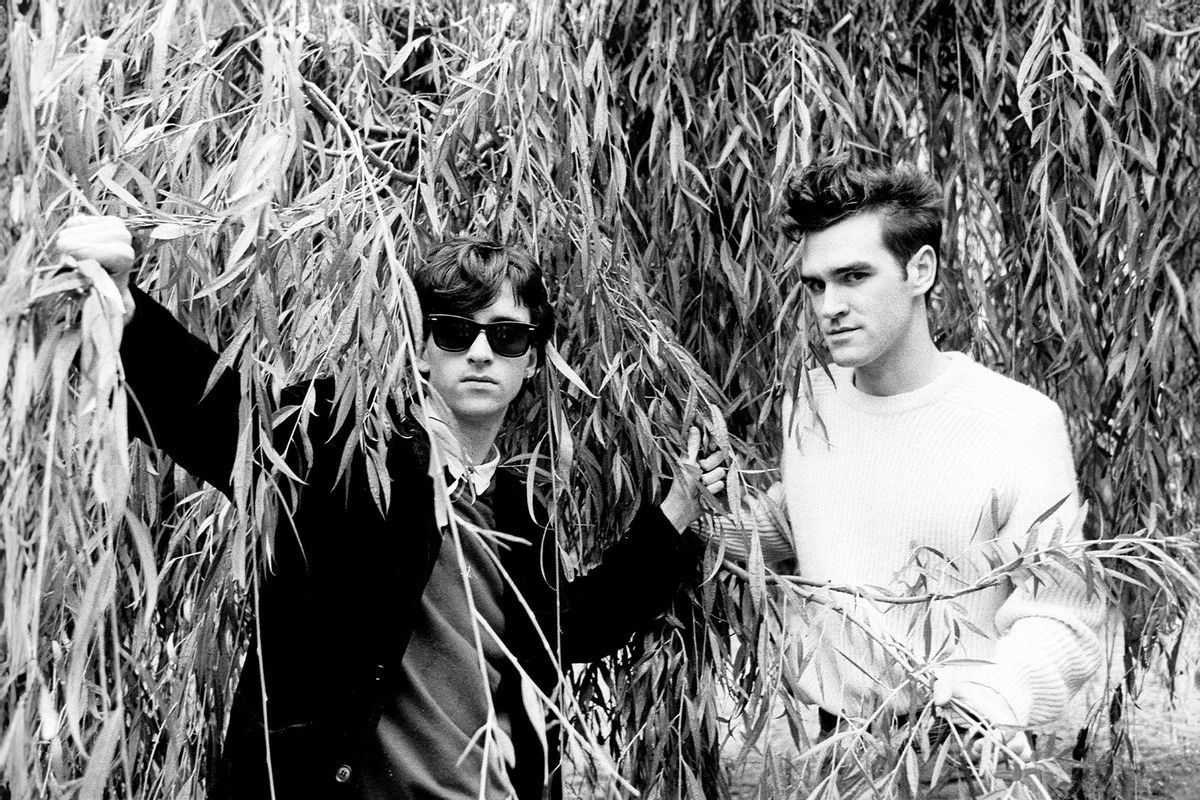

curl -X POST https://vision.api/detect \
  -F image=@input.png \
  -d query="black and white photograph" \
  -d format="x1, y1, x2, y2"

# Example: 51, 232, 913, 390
1, 1, 1198, 798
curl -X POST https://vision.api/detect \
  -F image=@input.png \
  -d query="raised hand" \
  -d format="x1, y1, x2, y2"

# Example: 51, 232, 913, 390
54, 215, 136, 321
660, 426, 728, 533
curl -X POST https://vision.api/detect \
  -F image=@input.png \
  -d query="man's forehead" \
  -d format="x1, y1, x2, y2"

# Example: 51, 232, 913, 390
472, 281, 532, 322
799, 214, 891, 275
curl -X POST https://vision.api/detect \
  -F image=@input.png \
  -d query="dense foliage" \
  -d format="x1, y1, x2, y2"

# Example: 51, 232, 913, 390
2, 0, 1198, 797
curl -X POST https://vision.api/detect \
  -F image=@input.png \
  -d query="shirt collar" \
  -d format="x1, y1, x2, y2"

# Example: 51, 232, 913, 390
420, 405, 500, 498
441, 437, 500, 497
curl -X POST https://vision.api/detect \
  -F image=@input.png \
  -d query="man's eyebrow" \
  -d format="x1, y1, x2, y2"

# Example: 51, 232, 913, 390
831, 262, 875, 275
801, 261, 875, 282
477, 313, 532, 324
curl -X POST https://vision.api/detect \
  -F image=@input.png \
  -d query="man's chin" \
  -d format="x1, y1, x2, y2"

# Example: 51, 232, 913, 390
827, 349, 865, 369
448, 399, 512, 427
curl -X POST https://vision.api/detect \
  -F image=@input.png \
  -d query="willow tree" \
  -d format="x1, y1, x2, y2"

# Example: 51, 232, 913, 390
2, 0, 1198, 799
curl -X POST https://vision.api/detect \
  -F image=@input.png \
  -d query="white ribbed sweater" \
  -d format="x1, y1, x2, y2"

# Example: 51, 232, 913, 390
712, 353, 1104, 726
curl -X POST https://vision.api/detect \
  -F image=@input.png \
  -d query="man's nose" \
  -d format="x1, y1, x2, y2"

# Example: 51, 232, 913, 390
818, 287, 849, 319
466, 329, 494, 361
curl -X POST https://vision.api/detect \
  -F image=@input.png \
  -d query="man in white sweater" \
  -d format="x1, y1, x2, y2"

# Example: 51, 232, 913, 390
707, 158, 1104, 778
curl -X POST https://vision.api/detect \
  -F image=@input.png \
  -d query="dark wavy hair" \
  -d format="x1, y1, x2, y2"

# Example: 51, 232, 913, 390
411, 237, 554, 358
781, 157, 944, 288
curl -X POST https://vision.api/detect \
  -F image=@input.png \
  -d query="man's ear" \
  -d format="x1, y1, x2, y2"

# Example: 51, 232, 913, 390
906, 245, 938, 296
415, 339, 431, 374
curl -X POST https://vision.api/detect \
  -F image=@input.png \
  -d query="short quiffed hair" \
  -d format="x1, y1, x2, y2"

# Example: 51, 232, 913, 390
411, 237, 554, 355
781, 157, 944, 272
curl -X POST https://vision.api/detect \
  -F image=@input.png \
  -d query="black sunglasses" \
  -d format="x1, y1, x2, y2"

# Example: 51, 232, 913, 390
425, 314, 539, 358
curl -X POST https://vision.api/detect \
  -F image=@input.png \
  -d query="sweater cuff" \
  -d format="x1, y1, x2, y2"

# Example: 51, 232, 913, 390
943, 614, 1102, 727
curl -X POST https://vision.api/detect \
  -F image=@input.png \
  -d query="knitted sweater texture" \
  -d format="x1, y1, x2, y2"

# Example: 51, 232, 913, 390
717, 353, 1104, 726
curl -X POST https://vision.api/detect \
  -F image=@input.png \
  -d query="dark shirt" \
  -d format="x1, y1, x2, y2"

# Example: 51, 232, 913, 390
363, 482, 517, 799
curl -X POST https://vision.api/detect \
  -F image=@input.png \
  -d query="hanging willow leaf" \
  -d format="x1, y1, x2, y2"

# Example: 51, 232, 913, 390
78, 706, 124, 800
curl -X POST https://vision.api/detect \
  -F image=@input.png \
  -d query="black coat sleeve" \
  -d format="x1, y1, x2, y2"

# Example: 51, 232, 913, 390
121, 286, 244, 495
557, 503, 705, 663
121, 287, 348, 498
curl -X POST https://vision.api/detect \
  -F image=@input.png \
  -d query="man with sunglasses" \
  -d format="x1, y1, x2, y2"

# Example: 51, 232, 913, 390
55, 217, 726, 800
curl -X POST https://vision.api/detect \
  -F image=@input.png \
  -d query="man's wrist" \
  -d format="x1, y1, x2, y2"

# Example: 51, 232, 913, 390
120, 283, 136, 325
658, 485, 695, 533
935, 664, 1026, 728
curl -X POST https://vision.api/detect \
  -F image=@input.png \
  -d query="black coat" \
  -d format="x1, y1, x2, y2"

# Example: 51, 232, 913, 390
121, 288, 702, 799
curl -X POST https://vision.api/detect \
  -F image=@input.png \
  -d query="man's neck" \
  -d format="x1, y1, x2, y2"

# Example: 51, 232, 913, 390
852, 319, 946, 397
453, 421, 501, 465
423, 396, 502, 465
434, 412, 501, 466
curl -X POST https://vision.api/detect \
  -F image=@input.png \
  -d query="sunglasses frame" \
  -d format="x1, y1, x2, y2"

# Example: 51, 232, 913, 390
424, 314, 539, 358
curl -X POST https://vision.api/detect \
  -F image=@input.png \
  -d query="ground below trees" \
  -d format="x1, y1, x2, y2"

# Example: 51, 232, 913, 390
564, 635, 1200, 798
